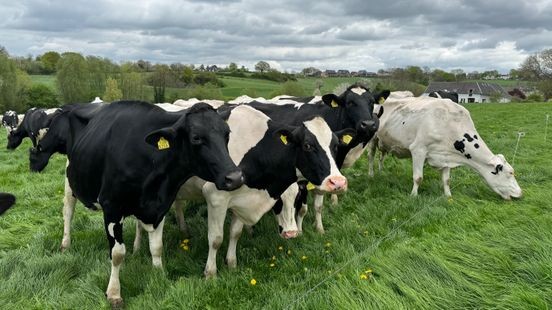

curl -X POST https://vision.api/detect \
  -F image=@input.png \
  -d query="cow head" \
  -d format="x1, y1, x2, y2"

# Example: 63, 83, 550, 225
2, 111, 19, 135
6, 129, 25, 150
321, 84, 390, 141
482, 154, 522, 200
145, 103, 243, 191
29, 112, 69, 172
277, 117, 355, 193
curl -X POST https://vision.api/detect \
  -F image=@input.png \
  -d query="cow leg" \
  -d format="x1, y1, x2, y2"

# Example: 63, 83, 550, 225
296, 202, 308, 234
146, 217, 165, 268
203, 184, 228, 279
410, 149, 426, 196
225, 212, 243, 269
378, 151, 387, 173
104, 212, 126, 307
133, 220, 142, 254
173, 200, 189, 236
61, 168, 76, 251
441, 167, 452, 197
368, 141, 377, 177
314, 194, 325, 234
330, 194, 338, 206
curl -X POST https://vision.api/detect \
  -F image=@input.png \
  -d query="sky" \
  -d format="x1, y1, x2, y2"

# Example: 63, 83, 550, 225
1, 0, 551, 73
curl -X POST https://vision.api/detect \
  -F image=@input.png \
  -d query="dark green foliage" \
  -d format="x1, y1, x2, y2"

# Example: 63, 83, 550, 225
56, 53, 90, 103
24, 84, 59, 109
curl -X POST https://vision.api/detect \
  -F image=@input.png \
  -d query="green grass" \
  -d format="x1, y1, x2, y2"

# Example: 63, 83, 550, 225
1, 102, 551, 308
29, 74, 57, 89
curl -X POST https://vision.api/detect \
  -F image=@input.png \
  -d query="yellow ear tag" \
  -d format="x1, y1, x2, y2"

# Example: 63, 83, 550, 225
157, 137, 170, 150
280, 134, 288, 145
306, 182, 316, 191
378, 97, 385, 104
331, 100, 339, 108
342, 134, 353, 145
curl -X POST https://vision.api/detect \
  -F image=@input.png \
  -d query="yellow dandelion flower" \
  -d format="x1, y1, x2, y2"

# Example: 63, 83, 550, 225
325, 250, 330, 254
364, 269, 372, 274
182, 239, 190, 244
303, 267, 308, 271
363, 230, 369, 235
360, 274, 368, 280
271, 256, 276, 261
278, 246, 284, 251
325, 242, 331, 247
269, 263, 275, 268
250, 279, 257, 285
287, 250, 292, 255
181, 245, 189, 251
301, 255, 307, 260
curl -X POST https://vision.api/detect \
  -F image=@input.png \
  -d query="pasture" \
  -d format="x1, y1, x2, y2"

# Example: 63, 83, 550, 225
0, 102, 551, 309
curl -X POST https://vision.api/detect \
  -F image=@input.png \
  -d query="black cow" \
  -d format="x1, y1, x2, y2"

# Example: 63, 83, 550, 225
65, 100, 243, 306
429, 90, 459, 103
7, 107, 61, 149
0, 193, 16, 216
241, 84, 390, 233
29, 103, 104, 172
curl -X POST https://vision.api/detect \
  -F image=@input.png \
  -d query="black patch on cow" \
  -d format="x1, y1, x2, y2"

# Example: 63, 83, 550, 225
474, 143, 479, 149
278, 225, 283, 233
465, 154, 472, 159
0, 192, 16, 216
491, 164, 503, 175
463, 133, 474, 142
474, 135, 478, 140
402, 121, 405, 125
454, 140, 465, 153
272, 199, 283, 215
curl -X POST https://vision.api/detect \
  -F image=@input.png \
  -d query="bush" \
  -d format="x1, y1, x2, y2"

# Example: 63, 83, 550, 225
251, 70, 297, 83
25, 84, 59, 109
527, 93, 544, 102
193, 72, 224, 87
187, 85, 224, 100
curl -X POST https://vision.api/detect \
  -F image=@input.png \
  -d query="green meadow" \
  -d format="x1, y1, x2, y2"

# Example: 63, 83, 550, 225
0, 102, 551, 309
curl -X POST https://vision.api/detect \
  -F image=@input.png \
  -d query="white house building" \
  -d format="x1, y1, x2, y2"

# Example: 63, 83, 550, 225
423, 81, 511, 103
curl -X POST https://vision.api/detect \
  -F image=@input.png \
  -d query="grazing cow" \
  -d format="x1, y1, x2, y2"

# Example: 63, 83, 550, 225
0, 193, 16, 216
66, 101, 243, 306
29, 103, 105, 172
240, 84, 390, 233
368, 96, 522, 199
2, 111, 24, 135
6, 107, 61, 149
429, 90, 459, 103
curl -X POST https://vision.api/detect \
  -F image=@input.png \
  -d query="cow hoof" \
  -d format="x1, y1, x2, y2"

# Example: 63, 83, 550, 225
226, 258, 237, 269
316, 227, 325, 234
60, 245, 69, 252
108, 297, 124, 309
204, 270, 217, 279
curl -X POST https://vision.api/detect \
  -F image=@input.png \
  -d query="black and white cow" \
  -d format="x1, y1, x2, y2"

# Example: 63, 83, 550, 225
66, 101, 243, 306
29, 103, 104, 173
237, 84, 390, 233
2, 110, 24, 136
6, 107, 61, 149
429, 90, 459, 103
0, 192, 16, 216
368, 95, 522, 199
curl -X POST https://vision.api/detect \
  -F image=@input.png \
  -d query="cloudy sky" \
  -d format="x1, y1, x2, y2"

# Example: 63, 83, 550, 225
1, 0, 551, 73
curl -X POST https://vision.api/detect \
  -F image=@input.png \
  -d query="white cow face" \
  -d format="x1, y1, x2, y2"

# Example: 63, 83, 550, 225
484, 154, 522, 200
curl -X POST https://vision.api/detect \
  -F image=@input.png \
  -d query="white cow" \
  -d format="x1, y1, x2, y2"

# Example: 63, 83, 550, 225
174, 98, 225, 109
368, 96, 522, 199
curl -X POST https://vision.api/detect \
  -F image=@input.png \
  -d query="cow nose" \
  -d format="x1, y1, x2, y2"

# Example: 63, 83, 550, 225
360, 120, 378, 131
281, 230, 298, 239
224, 170, 244, 190
326, 176, 347, 192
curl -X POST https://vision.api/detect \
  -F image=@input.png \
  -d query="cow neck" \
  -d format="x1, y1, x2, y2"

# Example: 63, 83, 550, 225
450, 138, 496, 178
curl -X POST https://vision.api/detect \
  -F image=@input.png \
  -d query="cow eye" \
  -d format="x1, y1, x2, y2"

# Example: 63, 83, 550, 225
191, 135, 203, 145
303, 143, 313, 151
37, 145, 43, 152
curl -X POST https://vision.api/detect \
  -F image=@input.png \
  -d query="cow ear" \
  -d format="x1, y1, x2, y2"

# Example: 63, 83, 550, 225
334, 128, 356, 146
274, 125, 298, 146
374, 105, 384, 118
145, 127, 176, 151
322, 94, 342, 108
374, 90, 390, 104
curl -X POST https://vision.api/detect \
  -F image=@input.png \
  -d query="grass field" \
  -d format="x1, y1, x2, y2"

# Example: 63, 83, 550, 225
1, 101, 551, 309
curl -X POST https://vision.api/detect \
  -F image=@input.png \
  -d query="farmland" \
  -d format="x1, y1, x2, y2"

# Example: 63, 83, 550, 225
0, 101, 551, 309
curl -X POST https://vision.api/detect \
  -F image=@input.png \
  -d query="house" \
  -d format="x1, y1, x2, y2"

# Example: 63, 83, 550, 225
337, 69, 350, 76
423, 81, 511, 103
322, 70, 337, 77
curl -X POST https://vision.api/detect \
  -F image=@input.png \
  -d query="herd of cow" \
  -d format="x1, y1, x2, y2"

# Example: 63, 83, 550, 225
1, 85, 522, 307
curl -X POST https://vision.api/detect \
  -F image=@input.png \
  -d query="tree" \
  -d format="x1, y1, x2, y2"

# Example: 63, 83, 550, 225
40, 51, 61, 74
119, 63, 146, 100
87, 56, 118, 99
181, 66, 194, 85
451, 69, 466, 82
519, 48, 552, 99
228, 62, 238, 72
150, 64, 170, 103
301, 67, 321, 77
0, 53, 18, 111
255, 61, 270, 73
313, 79, 324, 95
103, 77, 123, 102
56, 52, 90, 103
25, 84, 59, 109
